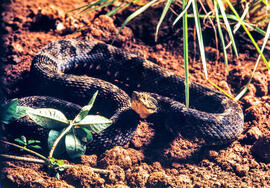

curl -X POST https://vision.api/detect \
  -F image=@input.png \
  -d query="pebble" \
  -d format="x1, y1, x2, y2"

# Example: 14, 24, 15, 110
56, 21, 65, 33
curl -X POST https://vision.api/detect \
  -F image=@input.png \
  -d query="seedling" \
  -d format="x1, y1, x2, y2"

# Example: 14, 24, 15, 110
0, 91, 113, 178
1, 92, 111, 159
24, 91, 112, 159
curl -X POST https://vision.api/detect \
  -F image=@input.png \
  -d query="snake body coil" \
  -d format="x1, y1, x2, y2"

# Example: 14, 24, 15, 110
17, 39, 244, 151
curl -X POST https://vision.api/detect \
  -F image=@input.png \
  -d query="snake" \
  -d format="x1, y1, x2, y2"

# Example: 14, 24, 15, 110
15, 39, 244, 152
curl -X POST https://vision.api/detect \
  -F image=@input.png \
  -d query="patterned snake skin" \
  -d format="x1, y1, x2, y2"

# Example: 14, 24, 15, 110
17, 39, 244, 151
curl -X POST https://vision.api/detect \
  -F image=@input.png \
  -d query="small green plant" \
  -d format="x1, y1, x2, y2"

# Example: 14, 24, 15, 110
0, 91, 112, 178
22, 91, 111, 159
1, 91, 112, 159
14, 135, 41, 150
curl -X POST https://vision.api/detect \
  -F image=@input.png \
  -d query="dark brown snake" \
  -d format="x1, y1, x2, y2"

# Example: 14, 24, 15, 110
16, 39, 244, 152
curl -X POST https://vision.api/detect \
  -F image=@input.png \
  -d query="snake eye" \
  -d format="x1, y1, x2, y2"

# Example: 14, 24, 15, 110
131, 91, 158, 119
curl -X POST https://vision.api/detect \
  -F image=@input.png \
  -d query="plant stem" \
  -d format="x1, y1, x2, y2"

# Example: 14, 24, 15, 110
0, 154, 46, 164
48, 121, 74, 159
1, 140, 48, 162
53, 164, 111, 175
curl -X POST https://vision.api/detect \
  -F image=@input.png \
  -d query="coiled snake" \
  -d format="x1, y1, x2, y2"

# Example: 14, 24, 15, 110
17, 39, 244, 151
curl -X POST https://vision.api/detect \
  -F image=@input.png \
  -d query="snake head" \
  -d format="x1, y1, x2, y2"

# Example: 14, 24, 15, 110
131, 91, 158, 119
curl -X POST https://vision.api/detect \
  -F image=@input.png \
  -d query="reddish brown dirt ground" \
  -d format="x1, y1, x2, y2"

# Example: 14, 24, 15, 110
1, 0, 270, 187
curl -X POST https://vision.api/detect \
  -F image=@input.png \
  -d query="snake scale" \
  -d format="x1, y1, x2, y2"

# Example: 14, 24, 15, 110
16, 39, 244, 152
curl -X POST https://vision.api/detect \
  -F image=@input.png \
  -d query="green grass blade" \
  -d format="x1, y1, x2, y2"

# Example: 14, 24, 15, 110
173, 0, 192, 25
80, 0, 116, 16
235, 22, 270, 100
233, 2, 249, 33
192, 0, 208, 79
183, 0, 189, 108
207, 79, 234, 100
214, 0, 228, 70
155, 0, 174, 41
216, 0, 239, 57
78, 0, 110, 15
112, 0, 158, 43
186, 13, 267, 36
224, 0, 270, 70
107, 0, 140, 17
106, 2, 125, 17
66, 4, 89, 14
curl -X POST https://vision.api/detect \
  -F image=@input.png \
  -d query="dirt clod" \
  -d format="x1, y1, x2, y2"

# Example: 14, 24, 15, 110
240, 126, 263, 144
64, 165, 105, 187
106, 165, 126, 184
99, 146, 144, 169
251, 135, 270, 163
126, 163, 150, 187
147, 171, 174, 187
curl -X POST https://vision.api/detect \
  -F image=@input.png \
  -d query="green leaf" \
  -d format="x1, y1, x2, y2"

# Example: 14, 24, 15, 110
76, 128, 93, 143
29, 145, 42, 150
14, 137, 26, 146
0, 99, 18, 124
26, 108, 69, 130
74, 91, 98, 123
76, 115, 112, 133
48, 129, 66, 155
13, 106, 33, 120
28, 140, 41, 145
155, 0, 174, 41
65, 133, 86, 159
21, 135, 27, 143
